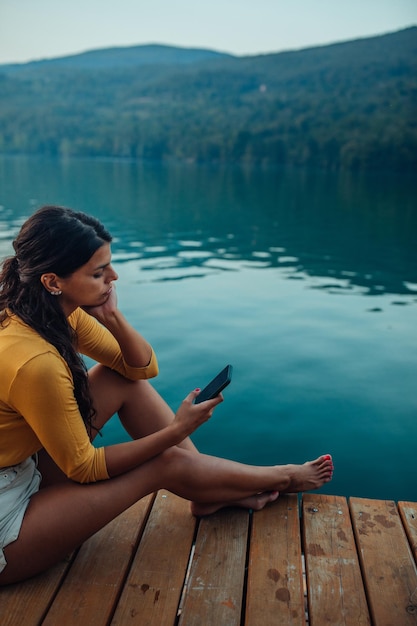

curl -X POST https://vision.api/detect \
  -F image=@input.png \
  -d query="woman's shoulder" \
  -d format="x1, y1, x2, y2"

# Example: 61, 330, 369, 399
1, 311, 37, 336
0, 313, 60, 361
0, 315, 68, 392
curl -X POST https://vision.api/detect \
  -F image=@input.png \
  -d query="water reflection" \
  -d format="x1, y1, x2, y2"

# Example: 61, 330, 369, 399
0, 155, 416, 299
1, 156, 416, 502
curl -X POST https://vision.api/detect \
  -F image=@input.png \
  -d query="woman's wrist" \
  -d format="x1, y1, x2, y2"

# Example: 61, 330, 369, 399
96, 307, 124, 329
105, 423, 185, 477
166, 420, 188, 446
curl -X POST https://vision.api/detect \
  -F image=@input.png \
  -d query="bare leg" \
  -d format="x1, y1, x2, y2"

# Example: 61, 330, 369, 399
190, 454, 334, 516
0, 366, 333, 584
38, 368, 285, 510
87, 365, 197, 450
0, 447, 333, 584
87, 366, 299, 513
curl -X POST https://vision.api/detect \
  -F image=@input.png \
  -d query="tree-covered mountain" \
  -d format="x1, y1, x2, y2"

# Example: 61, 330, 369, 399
0, 44, 232, 73
0, 28, 416, 171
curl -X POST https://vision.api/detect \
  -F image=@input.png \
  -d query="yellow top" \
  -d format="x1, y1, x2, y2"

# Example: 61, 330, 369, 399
0, 308, 158, 483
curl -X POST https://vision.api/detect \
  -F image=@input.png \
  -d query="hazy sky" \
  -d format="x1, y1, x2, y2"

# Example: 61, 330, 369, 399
1, 0, 416, 64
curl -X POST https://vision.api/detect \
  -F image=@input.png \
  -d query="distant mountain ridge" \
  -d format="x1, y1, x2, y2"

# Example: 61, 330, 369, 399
0, 44, 233, 72
0, 27, 416, 171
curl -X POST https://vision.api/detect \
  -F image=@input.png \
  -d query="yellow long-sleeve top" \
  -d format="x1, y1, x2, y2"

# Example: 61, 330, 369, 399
0, 308, 158, 483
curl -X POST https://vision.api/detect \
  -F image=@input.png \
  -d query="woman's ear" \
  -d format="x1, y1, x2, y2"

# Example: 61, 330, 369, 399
40, 273, 62, 295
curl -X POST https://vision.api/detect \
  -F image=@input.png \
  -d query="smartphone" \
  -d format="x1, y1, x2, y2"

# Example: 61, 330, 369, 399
194, 365, 233, 404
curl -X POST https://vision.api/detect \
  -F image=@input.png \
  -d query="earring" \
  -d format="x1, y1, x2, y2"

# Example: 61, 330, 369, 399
50, 290, 62, 296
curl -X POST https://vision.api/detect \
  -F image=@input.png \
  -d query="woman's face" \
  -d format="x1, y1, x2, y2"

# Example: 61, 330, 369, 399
54, 243, 118, 316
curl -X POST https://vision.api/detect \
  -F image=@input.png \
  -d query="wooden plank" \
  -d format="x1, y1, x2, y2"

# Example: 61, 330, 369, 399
112, 490, 196, 625
245, 494, 305, 626
178, 508, 249, 626
43, 495, 155, 626
399, 501, 417, 565
0, 554, 75, 626
350, 497, 417, 626
303, 494, 371, 626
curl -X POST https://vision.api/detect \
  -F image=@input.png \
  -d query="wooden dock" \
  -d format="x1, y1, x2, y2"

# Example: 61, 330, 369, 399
1, 492, 417, 625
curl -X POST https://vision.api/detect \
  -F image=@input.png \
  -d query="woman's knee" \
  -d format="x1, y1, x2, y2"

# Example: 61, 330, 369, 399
155, 446, 189, 477
90, 366, 152, 403
88, 366, 139, 427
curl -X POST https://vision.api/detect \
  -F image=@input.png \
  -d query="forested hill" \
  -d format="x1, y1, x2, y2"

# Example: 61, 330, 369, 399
0, 44, 232, 72
0, 28, 416, 171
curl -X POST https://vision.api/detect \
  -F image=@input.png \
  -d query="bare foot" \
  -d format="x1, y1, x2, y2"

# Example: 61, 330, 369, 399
282, 454, 333, 493
191, 490, 280, 517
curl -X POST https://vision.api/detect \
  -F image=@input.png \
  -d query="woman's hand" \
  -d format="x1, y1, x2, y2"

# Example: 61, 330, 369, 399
172, 389, 224, 440
82, 282, 118, 323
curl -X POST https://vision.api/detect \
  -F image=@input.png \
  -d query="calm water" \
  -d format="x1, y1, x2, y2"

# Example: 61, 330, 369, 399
0, 155, 416, 501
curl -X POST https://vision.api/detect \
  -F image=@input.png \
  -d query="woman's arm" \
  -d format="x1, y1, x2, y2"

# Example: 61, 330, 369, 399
82, 285, 152, 368
12, 351, 222, 482
104, 390, 222, 477
73, 284, 223, 478
10, 353, 108, 483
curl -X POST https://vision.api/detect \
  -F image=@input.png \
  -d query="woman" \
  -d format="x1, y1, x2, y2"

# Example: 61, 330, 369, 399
0, 205, 333, 585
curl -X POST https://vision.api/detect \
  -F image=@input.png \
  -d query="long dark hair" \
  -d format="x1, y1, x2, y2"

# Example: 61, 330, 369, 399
0, 205, 112, 433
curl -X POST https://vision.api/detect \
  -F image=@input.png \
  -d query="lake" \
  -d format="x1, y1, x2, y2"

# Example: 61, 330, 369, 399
0, 155, 416, 501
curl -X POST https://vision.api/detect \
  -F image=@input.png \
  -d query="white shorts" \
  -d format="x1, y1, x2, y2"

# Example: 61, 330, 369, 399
0, 457, 41, 573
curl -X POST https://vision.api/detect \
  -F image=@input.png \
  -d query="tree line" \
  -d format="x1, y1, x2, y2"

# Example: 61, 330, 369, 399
0, 27, 416, 172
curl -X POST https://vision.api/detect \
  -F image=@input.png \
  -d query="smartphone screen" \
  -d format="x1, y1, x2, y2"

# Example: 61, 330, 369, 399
194, 365, 233, 404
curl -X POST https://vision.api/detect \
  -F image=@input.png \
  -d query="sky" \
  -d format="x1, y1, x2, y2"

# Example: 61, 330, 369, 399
0, 0, 416, 65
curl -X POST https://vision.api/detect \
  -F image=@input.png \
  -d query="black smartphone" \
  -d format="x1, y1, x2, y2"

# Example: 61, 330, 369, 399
194, 364, 233, 404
